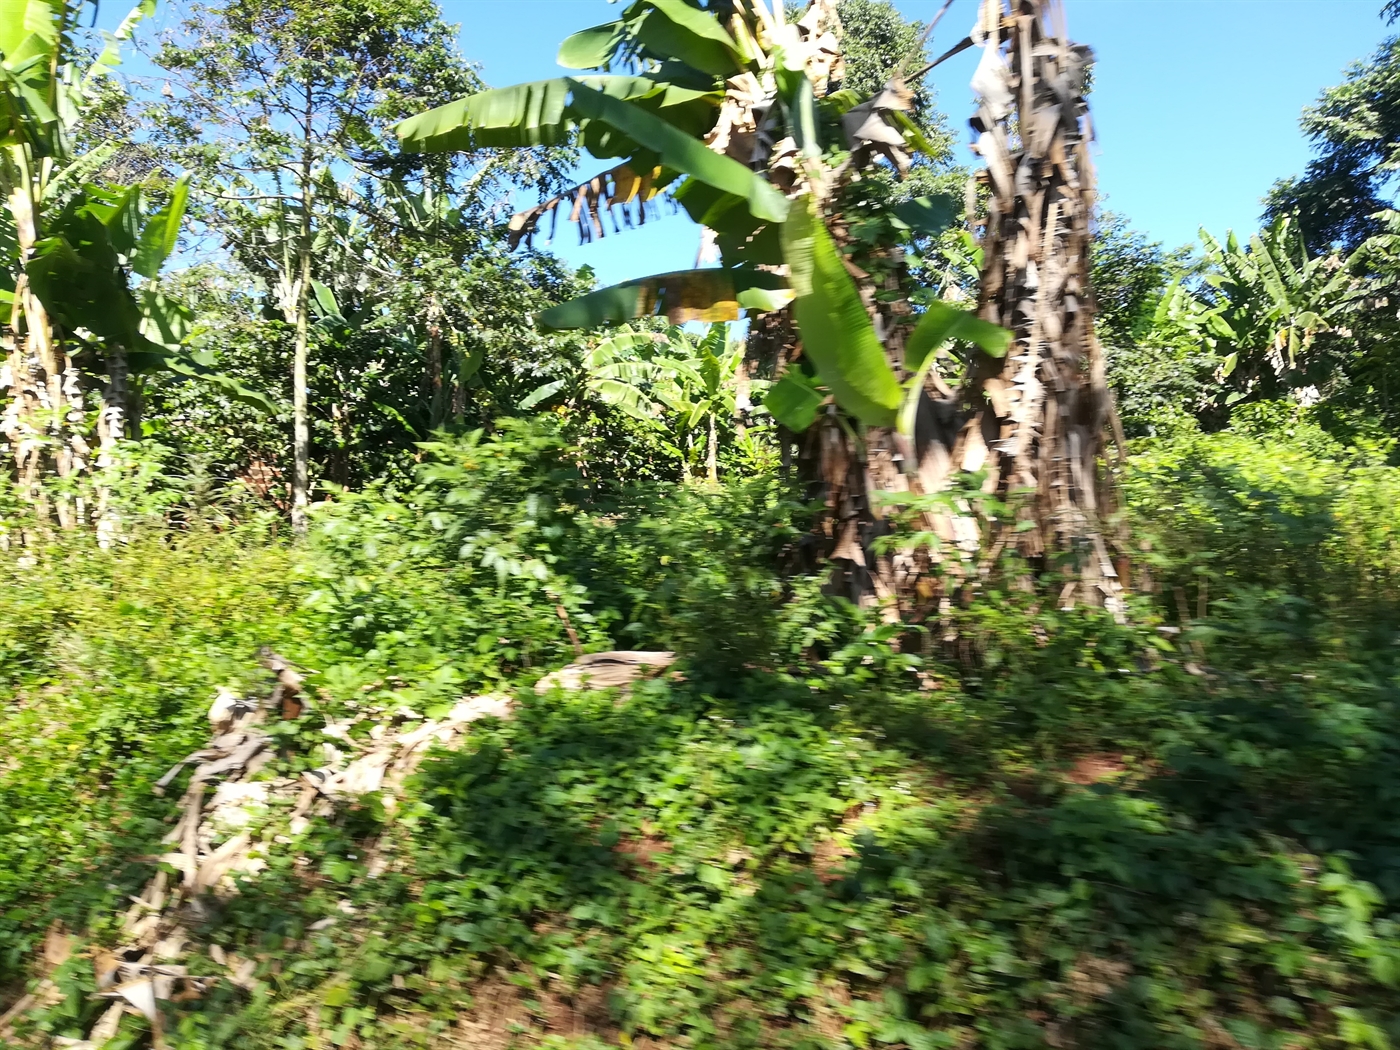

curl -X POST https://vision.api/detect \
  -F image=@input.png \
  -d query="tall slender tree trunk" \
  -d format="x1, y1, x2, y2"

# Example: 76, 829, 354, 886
291, 215, 311, 534
290, 86, 314, 536
426, 299, 445, 430
706, 411, 719, 484
95, 345, 129, 547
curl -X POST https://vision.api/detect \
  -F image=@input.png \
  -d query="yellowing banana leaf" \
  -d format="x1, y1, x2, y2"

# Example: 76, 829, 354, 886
540, 268, 744, 330
558, 20, 625, 69
781, 195, 902, 428
567, 78, 788, 224
632, 0, 743, 77
764, 370, 825, 432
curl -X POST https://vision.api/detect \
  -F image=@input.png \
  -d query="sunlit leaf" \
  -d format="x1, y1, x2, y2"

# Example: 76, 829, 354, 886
781, 195, 902, 427
557, 21, 625, 69
131, 173, 190, 279
631, 0, 743, 76
567, 79, 788, 224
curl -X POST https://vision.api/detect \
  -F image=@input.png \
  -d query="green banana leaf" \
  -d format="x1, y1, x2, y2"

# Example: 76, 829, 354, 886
781, 195, 902, 428
396, 76, 657, 152
0, 0, 62, 64
897, 300, 1010, 438
131, 173, 190, 279
567, 78, 788, 224
904, 300, 1011, 372
893, 193, 959, 239
764, 370, 825, 432
155, 352, 278, 414
630, 0, 744, 76
775, 64, 819, 159
557, 21, 625, 69
26, 219, 142, 348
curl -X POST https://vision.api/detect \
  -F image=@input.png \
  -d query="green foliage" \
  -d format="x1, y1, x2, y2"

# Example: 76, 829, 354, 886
2, 423, 1400, 1050
1264, 27, 1400, 254
783, 193, 903, 427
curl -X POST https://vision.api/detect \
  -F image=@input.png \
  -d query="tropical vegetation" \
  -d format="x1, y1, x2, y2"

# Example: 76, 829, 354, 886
1, 0, 1400, 1048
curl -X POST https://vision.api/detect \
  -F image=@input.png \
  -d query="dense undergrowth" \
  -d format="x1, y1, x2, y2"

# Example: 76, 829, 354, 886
3, 415, 1400, 1050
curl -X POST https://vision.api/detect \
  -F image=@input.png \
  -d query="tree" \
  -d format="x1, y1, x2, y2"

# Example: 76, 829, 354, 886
405, 0, 1134, 619
1, 0, 262, 534
1264, 7, 1400, 255
149, 0, 550, 530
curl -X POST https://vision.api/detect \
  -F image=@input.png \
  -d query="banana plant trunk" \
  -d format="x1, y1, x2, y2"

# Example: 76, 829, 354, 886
4, 179, 89, 530
960, 0, 1122, 612
799, 0, 1122, 618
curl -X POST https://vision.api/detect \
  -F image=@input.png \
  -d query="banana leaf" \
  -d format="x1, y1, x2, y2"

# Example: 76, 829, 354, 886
781, 195, 902, 428
630, 0, 744, 76
26, 221, 142, 348
764, 370, 825, 432
892, 193, 959, 239
131, 173, 190, 279
558, 21, 625, 69
540, 267, 786, 330
904, 299, 1010, 372
396, 76, 658, 152
0, 0, 62, 64
567, 78, 788, 224
897, 300, 1010, 437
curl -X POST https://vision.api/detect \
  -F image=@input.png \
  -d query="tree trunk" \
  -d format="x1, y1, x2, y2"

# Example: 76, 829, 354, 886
706, 410, 718, 484
290, 89, 314, 536
425, 299, 446, 431
95, 345, 129, 547
794, 0, 1122, 619
958, 0, 1122, 613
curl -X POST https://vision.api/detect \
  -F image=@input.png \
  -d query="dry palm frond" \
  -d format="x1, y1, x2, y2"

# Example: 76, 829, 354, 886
507, 162, 673, 250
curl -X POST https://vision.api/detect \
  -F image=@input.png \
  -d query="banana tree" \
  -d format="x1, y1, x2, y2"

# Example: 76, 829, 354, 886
399, 0, 1118, 616
1, 0, 268, 530
1196, 216, 1357, 410
521, 321, 747, 481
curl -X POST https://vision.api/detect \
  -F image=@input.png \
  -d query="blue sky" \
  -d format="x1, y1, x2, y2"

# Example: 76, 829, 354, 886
437, 0, 1395, 285
111, 1, 1396, 285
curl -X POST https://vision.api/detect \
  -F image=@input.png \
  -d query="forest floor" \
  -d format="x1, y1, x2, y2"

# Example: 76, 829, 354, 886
2, 421, 1400, 1050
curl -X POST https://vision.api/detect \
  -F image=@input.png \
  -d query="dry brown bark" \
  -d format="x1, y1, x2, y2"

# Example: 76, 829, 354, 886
960, 0, 1123, 613
795, 0, 1123, 619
